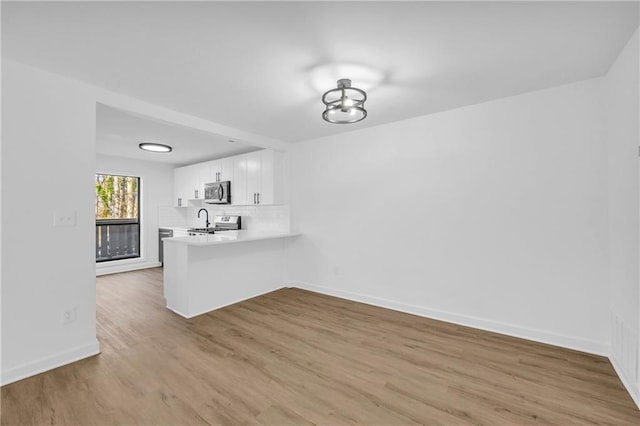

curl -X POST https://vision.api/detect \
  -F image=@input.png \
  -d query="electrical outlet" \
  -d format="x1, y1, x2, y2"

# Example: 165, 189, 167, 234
62, 307, 77, 324
53, 210, 77, 227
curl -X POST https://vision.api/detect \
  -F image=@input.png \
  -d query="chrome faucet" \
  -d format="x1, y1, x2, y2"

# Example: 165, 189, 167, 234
197, 208, 210, 228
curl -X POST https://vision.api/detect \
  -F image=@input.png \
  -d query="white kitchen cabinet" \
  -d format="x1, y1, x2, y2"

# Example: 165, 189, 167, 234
232, 154, 250, 205
173, 166, 190, 207
185, 163, 207, 201
173, 163, 208, 206
193, 163, 209, 200
257, 149, 278, 205
210, 157, 234, 182
176, 150, 286, 207
232, 149, 285, 205
246, 152, 261, 204
201, 160, 217, 185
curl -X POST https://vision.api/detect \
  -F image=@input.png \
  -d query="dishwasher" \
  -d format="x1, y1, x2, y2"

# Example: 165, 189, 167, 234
158, 228, 173, 265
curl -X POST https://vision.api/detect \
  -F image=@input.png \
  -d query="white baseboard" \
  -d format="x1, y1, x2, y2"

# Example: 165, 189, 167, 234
610, 353, 640, 409
1, 340, 100, 386
290, 281, 609, 357
96, 260, 161, 276
165, 305, 192, 319
169, 285, 288, 319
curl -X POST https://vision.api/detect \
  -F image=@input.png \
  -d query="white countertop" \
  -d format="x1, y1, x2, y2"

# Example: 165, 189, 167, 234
164, 230, 300, 246
159, 226, 191, 231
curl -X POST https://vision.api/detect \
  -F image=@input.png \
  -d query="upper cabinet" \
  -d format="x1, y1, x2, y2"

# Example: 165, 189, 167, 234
232, 149, 285, 205
173, 149, 286, 207
232, 155, 250, 205
174, 166, 189, 207
209, 157, 234, 183
256, 149, 279, 205
173, 163, 208, 207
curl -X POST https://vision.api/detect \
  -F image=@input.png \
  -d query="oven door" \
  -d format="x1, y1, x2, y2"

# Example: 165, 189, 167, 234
205, 181, 230, 204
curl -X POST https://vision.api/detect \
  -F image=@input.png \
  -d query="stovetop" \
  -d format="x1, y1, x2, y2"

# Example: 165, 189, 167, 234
188, 227, 237, 234
188, 228, 216, 234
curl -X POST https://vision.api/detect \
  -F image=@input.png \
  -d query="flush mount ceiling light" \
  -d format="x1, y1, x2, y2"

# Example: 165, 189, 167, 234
322, 79, 367, 124
139, 142, 172, 153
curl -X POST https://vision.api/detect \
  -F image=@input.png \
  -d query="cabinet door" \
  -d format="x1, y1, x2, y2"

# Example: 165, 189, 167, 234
207, 158, 233, 182
246, 152, 261, 205
258, 149, 274, 205
219, 157, 235, 182
185, 164, 204, 200
173, 167, 189, 207
206, 160, 219, 183
232, 155, 249, 205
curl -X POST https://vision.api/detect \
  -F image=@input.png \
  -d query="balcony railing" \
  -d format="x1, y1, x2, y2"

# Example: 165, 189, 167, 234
96, 220, 140, 262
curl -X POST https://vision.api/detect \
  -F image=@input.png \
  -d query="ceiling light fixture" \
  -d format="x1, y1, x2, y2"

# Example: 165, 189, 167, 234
322, 79, 367, 124
139, 142, 172, 153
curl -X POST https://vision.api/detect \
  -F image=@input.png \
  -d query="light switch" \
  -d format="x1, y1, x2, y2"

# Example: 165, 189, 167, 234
53, 210, 77, 227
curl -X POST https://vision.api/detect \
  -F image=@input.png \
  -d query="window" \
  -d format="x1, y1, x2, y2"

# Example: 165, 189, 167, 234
95, 174, 140, 262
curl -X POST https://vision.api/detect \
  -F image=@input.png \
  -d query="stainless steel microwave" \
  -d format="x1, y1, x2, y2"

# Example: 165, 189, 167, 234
204, 181, 231, 204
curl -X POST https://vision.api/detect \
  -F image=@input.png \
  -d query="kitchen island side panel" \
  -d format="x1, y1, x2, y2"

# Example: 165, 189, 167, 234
164, 238, 288, 318
163, 242, 191, 317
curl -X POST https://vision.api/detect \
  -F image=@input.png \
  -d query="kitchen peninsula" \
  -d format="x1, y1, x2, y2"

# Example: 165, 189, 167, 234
163, 230, 299, 318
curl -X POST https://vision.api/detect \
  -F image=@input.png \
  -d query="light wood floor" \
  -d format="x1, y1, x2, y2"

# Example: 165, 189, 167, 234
1, 268, 639, 425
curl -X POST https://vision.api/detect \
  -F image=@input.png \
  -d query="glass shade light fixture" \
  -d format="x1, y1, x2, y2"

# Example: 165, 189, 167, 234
139, 142, 172, 153
322, 78, 367, 124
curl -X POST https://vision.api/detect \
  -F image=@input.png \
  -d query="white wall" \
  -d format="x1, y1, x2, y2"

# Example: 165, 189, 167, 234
289, 78, 609, 355
1, 60, 100, 384
605, 28, 640, 405
96, 155, 174, 275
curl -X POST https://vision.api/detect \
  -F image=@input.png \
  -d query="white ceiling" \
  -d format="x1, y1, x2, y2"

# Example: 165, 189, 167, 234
3, 1, 638, 143
96, 104, 260, 166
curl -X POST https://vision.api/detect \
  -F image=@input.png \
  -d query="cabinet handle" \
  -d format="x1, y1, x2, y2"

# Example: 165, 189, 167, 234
257, 193, 260, 204
178, 198, 182, 207
195, 189, 199, 199
253, 193, 256, 204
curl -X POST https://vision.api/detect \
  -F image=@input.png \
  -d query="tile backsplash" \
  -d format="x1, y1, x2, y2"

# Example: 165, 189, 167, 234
159, 203, 290, 232
157, 206, 189, 227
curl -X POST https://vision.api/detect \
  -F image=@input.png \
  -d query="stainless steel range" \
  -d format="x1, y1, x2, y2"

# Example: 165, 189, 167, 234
212, 215, 241, 231
188, 215, 241, 235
